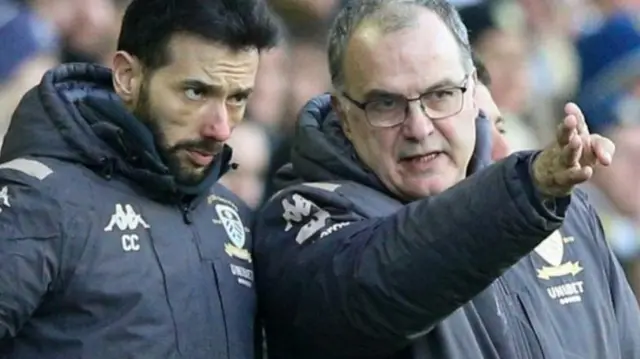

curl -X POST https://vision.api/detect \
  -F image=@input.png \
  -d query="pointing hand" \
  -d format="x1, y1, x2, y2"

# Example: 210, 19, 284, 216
532, 103, 615, 197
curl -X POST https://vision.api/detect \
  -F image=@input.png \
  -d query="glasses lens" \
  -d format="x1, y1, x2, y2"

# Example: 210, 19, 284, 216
365, 97, 407, 127
421, 88, 464, 119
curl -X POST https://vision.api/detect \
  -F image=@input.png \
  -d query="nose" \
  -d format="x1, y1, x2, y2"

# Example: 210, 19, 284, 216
201, 102, 232, 142
491, 130, 510, 160
402, 101, 435, 140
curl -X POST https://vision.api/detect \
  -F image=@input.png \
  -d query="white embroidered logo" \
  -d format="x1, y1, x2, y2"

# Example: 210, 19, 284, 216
281, 194, 331, 244
104, 204, 149, 252
282, 194, 314, 231
216, 204, 246, 248
104, 204, 150, 232
0, 186, 10, 213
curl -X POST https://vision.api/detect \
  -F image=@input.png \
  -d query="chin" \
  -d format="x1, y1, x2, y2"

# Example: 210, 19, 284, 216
173, 164, 208, 186
401, 174, 457, 199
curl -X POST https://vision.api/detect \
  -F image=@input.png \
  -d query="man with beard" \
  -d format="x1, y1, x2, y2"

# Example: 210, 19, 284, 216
253, 0, 639, 358
0, 0, 278, 358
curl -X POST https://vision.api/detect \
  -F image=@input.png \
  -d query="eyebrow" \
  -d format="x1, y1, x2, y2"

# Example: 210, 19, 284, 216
181, 79, 253, 95
361, 77, 463, 101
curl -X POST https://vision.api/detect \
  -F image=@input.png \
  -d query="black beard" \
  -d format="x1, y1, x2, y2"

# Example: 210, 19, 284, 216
132, 86, 220, 186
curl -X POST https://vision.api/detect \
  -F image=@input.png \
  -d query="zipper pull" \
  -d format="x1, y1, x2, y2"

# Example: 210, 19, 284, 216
181, 204, 192, 224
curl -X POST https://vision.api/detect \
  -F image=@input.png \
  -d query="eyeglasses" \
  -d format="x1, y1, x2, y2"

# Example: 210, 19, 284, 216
342, 74, 472, 128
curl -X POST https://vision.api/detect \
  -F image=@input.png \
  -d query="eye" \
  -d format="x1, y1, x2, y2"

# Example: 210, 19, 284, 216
431, 89, 455, 100
495, 119, 506, 134
227, 92, 250, 106
369, 97, 399, 112
184, 88, 204, 101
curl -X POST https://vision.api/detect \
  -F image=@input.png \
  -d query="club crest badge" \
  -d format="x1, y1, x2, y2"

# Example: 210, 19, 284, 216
534, 230, 582, 280
215, 204, 251, 263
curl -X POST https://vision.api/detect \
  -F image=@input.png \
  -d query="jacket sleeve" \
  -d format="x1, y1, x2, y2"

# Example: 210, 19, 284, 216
254, 152, 569, 357
587, 201, 640, 357
0, 179, 63, 339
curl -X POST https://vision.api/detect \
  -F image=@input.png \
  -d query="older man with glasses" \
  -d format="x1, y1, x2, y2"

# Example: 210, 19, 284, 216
252, 0, 636, 358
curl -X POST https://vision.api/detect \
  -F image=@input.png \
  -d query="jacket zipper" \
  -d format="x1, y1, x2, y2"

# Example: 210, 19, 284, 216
180, 203, 231, 358
495, 277, 531, 359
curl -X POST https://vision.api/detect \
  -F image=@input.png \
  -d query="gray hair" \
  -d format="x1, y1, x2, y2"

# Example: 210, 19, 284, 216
328, 0, 473, 90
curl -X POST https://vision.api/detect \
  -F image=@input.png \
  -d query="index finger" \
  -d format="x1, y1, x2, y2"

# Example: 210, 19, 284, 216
564, 102, 589, 135
557, 114, 578, 146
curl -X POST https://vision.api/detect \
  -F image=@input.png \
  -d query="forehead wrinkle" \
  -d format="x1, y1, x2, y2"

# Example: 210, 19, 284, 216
349, 39, 462, 97
164, 35, 258, 90
345, 8, 465, 97
202, 63, 257, 91
203, 51, 258, 89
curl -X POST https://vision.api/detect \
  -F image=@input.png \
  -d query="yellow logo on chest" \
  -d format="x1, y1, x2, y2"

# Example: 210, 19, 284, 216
534, 231, 583, 280
534, 231, 585, 305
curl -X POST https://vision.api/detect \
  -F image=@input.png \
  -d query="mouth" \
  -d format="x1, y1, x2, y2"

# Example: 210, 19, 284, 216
185, 149, 216, 167
400, 151, 444, 162
399, 151, 445, 170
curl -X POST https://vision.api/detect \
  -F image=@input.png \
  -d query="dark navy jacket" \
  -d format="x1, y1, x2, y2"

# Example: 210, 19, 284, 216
0, 64, 256, 358
254, 95, 640, 358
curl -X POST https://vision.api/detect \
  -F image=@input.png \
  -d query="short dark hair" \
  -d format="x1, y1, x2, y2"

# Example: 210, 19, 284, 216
117, 0, 280, 70
472, 52, 491, 87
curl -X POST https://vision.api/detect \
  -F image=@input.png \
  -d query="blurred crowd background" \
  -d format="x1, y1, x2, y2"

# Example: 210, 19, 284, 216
2, 0, 640, 298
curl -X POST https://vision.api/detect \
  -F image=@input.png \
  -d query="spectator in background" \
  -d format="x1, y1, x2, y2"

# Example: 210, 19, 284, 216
0, 1, 58, 83
248, 45, 289, 127
21, 0, 122, 65
576, 9, 640, 295
0, 0, 128, 142
458, 1, 541, 153
517, 0, 582, 149
473, 53, 510, 161
268, 0, 341, 41
0, 1, 58, 144
287, 39, 333, 120
220, 121, 271, 208
460, 2, 529, 117
251, 1, 338, 204
260, 35, 333, 202
592, 0, 640, 15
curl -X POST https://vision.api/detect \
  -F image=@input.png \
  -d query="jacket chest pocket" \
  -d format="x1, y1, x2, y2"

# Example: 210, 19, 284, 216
513, 282, 619, 359
513, 292, 555, 359
210, 259, 256, 359
499, 267, 562, 359
510, 272, 597, 359
195, 225, 256, 359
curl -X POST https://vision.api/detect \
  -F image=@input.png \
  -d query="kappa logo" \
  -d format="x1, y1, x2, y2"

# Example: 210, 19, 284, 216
215, 204, 251, 263
281, 194, 331, 244
282, 194, 316, 231
104, 204, 150, 232
104, 204, 150, 252
534, 230, 585, 305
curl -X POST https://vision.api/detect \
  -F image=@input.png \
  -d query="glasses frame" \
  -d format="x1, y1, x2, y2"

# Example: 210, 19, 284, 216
342, 73, 473, 128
